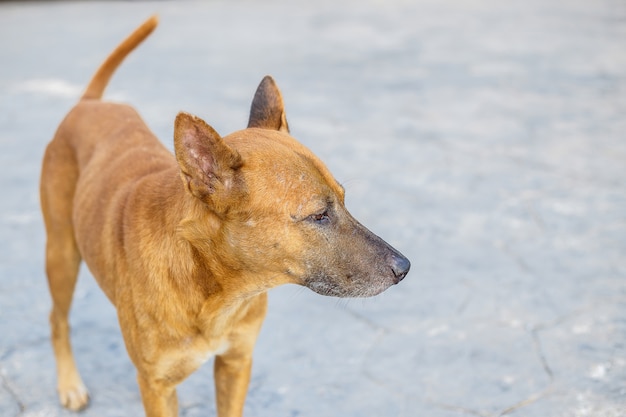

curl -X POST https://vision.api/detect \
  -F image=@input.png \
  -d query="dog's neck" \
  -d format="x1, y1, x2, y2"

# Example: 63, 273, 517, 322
129, 170, 264, 318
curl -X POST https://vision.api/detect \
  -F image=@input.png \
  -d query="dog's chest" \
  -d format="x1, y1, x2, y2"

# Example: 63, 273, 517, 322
154, 337, 230, 384
190, 337, 230, 365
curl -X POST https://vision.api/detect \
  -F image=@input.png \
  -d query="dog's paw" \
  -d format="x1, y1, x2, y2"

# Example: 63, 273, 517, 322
58, 380, 90, 411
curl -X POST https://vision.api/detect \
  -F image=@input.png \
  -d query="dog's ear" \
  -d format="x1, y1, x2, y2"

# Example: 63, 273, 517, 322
247, 75, 290, 133
174, 112, 243, 208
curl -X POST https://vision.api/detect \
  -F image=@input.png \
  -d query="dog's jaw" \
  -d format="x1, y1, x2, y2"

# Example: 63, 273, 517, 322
304, 273, 396, 298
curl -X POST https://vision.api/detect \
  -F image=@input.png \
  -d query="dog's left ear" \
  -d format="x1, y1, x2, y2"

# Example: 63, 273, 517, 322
247, 75, 290, 133
174, 112, 243, 209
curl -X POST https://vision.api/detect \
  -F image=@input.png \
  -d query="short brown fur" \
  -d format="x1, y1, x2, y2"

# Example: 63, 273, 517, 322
40, 16, 409, 417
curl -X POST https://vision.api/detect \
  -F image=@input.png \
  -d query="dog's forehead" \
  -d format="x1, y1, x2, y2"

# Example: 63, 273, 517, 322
225, 128, 344, 201
225, 129, 323, 173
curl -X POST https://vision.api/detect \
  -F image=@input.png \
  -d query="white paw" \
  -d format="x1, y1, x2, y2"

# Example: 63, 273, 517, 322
58, 380, 90, 411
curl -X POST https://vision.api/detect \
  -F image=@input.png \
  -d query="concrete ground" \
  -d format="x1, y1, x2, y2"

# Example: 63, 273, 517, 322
1, 0, 625, 416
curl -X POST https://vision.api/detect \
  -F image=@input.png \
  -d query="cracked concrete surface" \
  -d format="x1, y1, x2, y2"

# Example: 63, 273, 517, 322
1, 0, 625, 416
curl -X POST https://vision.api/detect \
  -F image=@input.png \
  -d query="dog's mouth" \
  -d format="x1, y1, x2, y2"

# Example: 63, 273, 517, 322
303, 273, 396, 298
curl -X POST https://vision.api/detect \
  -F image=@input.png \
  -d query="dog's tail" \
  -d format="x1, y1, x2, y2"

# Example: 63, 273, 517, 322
82, 15, 159, 100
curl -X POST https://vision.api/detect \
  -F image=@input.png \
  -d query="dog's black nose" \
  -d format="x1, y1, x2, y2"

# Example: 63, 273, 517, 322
390, 255, 410, 283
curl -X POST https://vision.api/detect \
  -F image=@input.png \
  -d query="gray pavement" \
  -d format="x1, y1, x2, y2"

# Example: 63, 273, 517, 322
1, 0, 625, 416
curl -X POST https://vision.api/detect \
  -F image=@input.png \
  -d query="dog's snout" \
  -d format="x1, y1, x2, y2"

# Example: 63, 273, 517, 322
390, 254, 410, 283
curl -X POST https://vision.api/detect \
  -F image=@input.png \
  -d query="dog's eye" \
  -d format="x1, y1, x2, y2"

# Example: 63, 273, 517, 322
309, 210, 330, 225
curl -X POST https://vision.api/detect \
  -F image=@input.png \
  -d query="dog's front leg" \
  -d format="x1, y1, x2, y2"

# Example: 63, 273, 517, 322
212, 294, 267, 417
137, 373, 178, 417
214, 352, 253, 417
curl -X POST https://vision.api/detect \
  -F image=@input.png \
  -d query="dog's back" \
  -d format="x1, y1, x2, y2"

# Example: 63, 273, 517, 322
41, 14, 173, 303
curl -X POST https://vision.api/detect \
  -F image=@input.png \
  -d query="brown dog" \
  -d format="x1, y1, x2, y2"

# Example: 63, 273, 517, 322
40, 16, 410, 417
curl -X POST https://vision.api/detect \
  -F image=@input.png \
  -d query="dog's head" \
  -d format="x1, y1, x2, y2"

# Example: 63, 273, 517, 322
174, 76, 409, 298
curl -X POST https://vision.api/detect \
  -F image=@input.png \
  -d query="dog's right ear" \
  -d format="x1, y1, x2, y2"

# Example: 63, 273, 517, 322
247, 75, 290, 133
174, 112, 243, 209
